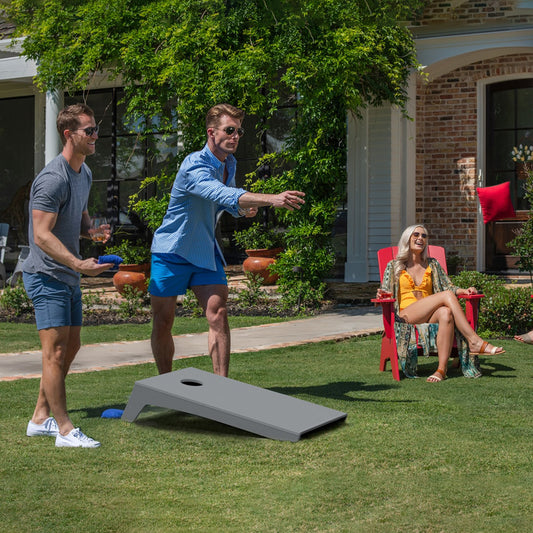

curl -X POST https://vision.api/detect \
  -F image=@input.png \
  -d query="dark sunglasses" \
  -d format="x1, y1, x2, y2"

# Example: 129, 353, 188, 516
412, 231, 428, 239
72, 125, 99, 136
217, 126, 244, 137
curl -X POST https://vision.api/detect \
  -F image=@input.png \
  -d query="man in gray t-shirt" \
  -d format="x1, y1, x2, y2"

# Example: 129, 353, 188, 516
23, 104, 112, 448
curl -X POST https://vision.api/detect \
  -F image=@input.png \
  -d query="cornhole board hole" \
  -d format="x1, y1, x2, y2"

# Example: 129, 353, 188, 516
122, 367, 347, 442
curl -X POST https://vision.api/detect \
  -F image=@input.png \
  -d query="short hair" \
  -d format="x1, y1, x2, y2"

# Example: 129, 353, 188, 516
205, 104, 245, 130
57, 103, 95, 145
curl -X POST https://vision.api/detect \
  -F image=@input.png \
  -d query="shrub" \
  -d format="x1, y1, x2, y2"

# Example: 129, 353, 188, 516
451, 271, 532, 337
235, 273, 269, 308
118, 285, 149, 319
271, 223, 335, 310
105, 239, 151, 265
233, 223, 285, 251
182, 289, 204, 318
0, 281, 33, 317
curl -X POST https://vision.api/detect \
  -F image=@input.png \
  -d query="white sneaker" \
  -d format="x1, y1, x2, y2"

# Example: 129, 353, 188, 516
55, 428, 101, 448
26, 417, 59, 437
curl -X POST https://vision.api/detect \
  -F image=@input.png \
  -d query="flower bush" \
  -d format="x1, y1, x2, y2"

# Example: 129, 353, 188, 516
511, 144, 533, 162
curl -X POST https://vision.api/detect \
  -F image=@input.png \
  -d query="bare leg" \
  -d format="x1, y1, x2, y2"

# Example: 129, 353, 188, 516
31, 326, 77, 436
192, 284, 230, 377
151, 295, 178, 374
399, 290, 503, 354
427, 306, 454, 382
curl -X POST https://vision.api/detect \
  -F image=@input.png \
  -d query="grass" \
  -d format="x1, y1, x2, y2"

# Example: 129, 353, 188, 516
0, 315, 290, 354
1, 334, 532, 532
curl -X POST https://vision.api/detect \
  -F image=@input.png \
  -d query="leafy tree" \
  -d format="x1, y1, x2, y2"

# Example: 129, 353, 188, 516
7, 0, 424, 304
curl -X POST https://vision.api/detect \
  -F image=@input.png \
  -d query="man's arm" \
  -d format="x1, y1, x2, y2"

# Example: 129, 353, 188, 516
238, 191, 305, 211
32, 209, 111, 276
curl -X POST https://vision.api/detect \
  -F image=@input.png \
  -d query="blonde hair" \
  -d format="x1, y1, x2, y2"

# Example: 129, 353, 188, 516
393, 224, 429, 281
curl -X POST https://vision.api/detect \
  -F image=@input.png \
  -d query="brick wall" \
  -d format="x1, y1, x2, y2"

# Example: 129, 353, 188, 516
416, 54, 533, 267
414, 0, 533, 26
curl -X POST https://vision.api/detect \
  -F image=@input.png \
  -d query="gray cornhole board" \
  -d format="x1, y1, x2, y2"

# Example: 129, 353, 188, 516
122, 367, 346, 442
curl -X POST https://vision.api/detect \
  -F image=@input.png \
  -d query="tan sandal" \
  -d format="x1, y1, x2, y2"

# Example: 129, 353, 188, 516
427, 368, 446, 383
470, 340, 505, 355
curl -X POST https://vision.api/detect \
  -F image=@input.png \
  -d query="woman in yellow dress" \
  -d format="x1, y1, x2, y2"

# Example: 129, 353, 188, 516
378, 224, 504, 382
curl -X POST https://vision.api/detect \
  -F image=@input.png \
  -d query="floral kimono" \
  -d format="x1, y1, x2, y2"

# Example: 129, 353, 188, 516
381, 258, 482, 379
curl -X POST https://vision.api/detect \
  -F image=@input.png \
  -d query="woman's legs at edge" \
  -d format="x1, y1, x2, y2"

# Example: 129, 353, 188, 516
398, 290, 491, 354
430, 306, 455, 372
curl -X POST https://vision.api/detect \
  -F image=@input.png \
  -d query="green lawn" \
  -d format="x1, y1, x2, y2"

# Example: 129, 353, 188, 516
1, 335, 531, 532
0, 315, 290, 354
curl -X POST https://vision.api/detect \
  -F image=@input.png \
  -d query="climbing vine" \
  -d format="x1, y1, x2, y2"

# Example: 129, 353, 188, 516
7, 0, 425, 303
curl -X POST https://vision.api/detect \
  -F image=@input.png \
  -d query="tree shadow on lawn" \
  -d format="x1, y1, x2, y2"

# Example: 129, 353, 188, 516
416, 358, 516, 379
270, 380, 409, 403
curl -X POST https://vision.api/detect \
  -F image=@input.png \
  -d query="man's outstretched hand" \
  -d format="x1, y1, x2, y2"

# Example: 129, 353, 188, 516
272, 190, 305, 211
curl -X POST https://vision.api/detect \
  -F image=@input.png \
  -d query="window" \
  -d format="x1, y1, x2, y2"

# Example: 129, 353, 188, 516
0, 96, 34, 247
485, 78, 533, 272
486, 79, 533, 210
65, 89, 178, 234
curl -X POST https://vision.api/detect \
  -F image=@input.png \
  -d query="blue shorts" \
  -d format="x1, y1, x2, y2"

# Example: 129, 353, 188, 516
149, 253, 227, 297
23, 272, 83, 330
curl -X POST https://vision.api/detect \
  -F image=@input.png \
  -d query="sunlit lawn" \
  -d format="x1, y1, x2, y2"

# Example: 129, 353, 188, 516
1, 334, 531, 532
0, 315, 290, 354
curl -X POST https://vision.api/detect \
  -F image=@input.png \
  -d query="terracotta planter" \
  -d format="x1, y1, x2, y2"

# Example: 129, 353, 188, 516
242, 248, 283, 285
113, 263, 150, 295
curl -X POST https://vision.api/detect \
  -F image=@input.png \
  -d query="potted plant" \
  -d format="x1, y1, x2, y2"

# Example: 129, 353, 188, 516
511, 144, 533, 180
233, 223, 285, 285
105, 239, 151, 295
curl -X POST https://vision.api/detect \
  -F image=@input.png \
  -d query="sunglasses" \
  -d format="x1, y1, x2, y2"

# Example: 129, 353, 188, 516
72, 125, 99, 136
217, 126, 244, 137
412, 231, 428, 239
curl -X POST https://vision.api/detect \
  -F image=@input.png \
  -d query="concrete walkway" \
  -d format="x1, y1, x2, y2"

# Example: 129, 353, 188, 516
0, 307, 382, 381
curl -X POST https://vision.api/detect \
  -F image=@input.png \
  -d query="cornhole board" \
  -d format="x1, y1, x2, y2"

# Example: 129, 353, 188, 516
121, 367, 347, 442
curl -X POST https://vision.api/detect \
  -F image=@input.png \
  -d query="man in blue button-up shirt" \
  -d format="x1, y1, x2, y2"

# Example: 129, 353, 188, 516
150, 104, 305, 377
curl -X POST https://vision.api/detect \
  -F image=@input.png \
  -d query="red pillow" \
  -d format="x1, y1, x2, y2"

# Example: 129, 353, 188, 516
476, 181, 516, 224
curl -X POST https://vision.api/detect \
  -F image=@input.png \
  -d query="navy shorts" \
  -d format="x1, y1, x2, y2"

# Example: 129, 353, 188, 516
149, 253, 227, 297
23, 272, 83, 330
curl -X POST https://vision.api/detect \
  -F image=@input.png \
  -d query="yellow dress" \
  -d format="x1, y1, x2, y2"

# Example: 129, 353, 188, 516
398, 267, 433, 311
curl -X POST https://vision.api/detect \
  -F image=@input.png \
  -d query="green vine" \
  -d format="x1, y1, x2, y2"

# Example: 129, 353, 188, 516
8, 0, 424, 294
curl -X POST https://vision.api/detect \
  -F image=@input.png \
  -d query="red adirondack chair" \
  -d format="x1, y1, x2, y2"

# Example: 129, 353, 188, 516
371, 245, 484, 381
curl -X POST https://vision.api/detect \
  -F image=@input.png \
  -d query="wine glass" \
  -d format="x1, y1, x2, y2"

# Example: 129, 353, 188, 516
89, 216, 109, 243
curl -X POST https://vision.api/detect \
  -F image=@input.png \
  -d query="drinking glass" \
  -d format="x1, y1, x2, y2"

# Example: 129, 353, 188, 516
89, 216, 108, 243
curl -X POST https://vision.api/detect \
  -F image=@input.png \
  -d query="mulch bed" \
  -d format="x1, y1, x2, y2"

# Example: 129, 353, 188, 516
0, 301, 330, 326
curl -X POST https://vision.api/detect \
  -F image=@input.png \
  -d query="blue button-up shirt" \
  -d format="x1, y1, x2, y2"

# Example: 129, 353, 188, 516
151, 143, 246, 270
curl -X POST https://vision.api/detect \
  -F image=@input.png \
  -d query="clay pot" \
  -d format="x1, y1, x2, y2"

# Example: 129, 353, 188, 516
113, 263, 150, 296
516, 162, 531, 180
242, 248, 283, 285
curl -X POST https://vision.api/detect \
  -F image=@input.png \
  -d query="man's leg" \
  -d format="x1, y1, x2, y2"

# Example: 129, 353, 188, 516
192, 284, 230, 376
31, 325, 81, 426
151, 295, 178, 374
32, 326, 77, 435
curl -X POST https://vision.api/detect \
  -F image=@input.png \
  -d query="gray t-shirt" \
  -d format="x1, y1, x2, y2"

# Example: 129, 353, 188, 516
23, 154, 92, 286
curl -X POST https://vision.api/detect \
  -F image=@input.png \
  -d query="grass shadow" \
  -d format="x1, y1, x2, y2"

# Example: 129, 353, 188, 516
269, 380, 409, 403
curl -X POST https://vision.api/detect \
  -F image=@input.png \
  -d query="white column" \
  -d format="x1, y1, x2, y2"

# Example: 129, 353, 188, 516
34, 92, 46, 175
44, 90, 63, 164
344, 109, 369, 282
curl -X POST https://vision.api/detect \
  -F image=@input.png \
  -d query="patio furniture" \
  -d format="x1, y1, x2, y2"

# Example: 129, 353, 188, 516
7, 245, 30, 287
0, 223, 9, 287
371, 245, 484, 381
